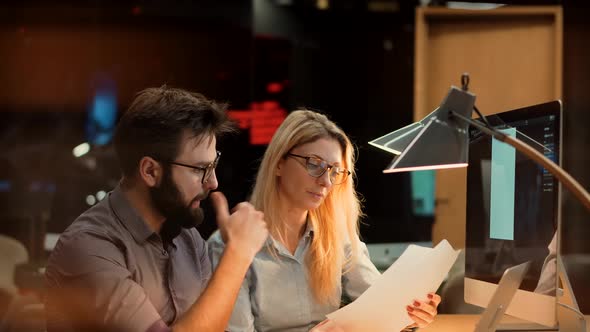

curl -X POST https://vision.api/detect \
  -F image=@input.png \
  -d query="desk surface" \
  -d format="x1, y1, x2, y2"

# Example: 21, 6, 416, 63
421, 315, 590, 332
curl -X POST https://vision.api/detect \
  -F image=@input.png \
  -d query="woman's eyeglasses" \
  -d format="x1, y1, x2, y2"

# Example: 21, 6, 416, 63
286, 153, 350, 185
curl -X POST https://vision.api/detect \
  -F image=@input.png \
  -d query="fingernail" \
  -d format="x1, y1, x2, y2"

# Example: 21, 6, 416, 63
413, 301, 420, 307
407, 306, 414, 312
427, 294, 433, 299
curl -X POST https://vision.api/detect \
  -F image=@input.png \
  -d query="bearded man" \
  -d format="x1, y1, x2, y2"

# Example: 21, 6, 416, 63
45, 86, 268, 332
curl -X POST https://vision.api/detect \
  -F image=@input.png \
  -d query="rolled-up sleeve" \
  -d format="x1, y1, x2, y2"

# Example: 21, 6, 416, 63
342, 240, 382, 301
208, 231, 257, 332
196, 231, 212, 287
45, 231, 161, 332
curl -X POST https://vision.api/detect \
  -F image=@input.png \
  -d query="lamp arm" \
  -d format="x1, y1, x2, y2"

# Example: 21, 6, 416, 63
450, 110, 590, 212
502, 135, 590, 211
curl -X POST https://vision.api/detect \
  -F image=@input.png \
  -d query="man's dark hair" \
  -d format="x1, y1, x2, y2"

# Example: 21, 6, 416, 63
113, 86, 234, 177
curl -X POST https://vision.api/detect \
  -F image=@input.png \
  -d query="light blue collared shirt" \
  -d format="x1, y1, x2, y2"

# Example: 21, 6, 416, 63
207, 223, 381, 332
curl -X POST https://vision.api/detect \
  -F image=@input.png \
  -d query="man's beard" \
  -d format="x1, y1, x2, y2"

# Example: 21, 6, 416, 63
149, 168, 208, 241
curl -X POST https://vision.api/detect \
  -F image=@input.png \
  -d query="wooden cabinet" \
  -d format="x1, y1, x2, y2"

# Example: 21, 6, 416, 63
413, 6, 563, 248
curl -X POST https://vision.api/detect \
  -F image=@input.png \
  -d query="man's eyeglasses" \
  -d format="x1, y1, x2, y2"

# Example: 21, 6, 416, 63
165, 151, 221, 184
286, 153, 351, 185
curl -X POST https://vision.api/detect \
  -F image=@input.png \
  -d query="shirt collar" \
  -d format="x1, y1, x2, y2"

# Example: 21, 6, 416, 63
303, 219, 314, 238
109, 185, 155, 244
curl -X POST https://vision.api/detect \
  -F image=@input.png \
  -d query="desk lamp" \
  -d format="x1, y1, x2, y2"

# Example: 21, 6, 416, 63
369, 74, 590, 331
369, 75, 590, 211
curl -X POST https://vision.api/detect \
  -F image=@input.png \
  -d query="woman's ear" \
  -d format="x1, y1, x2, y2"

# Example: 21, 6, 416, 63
276, 159, 284, 177
138, 156, 163, 187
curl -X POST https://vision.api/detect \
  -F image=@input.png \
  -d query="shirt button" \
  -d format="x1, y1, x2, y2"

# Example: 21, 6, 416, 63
162, 250, 168, 256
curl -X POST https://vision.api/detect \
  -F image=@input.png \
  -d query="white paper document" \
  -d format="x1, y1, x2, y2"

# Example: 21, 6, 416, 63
326, 239, 460, 331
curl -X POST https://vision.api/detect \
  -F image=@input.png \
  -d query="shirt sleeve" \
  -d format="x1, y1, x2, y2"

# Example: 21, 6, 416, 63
195, 230, 212, 286
45, 231, 162, 332
341, 240, 382, 301
207, 231, 257, 332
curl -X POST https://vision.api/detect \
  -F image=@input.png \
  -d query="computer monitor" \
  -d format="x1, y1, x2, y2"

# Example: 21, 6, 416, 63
464, 101, 562, 329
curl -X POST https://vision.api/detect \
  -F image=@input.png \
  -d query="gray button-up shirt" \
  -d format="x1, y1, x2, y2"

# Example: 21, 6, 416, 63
45, 186, 211, 332
207, 224, 381, 332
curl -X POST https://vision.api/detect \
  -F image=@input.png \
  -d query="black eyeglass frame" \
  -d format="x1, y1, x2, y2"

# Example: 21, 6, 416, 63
286, 153, 351, 185
164, 151, 221, 184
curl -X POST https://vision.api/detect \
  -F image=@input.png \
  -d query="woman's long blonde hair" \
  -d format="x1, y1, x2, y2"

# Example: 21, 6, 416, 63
250, 110, 363, 306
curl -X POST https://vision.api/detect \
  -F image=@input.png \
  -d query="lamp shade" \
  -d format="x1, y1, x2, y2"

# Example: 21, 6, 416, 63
370, 86, 476, 173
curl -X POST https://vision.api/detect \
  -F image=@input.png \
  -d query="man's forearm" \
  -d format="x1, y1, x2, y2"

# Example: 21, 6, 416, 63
172, 243, 253, 332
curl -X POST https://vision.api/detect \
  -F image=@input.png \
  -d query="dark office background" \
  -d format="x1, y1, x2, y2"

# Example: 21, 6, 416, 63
0, 0, 428, 256
0, 0, 588, 311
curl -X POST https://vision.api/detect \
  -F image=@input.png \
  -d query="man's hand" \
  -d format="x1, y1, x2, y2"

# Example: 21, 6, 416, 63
172, 193, 269, 332
310, 319, 344, 332
211, 191, 268, 260
405, 292, 441, 329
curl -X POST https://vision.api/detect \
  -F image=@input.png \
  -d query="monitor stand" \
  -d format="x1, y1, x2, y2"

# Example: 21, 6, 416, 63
474, 261, 534, 332
474, 258, 587, 332
556, 256, 587, 332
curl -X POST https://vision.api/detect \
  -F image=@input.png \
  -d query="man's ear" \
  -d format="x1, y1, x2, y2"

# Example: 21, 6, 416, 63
138, 156, 163, 187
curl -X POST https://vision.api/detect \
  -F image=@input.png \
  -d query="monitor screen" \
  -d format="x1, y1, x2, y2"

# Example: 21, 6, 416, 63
464, 101, 561, 328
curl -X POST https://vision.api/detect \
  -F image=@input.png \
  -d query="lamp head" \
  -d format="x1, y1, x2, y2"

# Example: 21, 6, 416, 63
369, 86, 476, 173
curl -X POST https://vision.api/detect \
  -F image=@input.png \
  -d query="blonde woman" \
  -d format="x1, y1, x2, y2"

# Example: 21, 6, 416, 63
208, 110, 440, 332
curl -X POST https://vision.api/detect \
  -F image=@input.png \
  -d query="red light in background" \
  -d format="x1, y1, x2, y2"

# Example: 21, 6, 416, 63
131, 6, 142, 15
227, 100, 287, 145
266, 82, 283, 94
227, 110, 251, 130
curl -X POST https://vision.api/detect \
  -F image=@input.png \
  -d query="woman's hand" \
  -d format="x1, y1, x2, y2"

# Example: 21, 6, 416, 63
404, 292, 441, 329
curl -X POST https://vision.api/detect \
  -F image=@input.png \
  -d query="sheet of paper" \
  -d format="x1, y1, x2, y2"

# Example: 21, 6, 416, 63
326, 239, 460, 331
